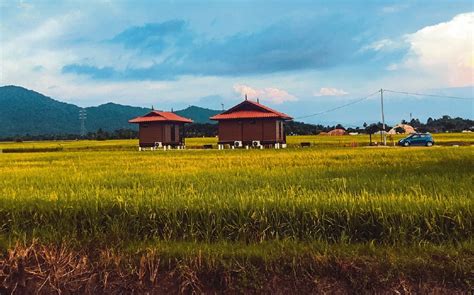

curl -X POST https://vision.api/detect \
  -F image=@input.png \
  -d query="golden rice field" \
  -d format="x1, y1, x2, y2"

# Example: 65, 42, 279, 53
0, 132, 473, 151
0, 134, 473, 293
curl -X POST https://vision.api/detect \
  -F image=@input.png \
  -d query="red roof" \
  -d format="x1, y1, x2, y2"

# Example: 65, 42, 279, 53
210, 100, 292, 120
129, 111, 193, 124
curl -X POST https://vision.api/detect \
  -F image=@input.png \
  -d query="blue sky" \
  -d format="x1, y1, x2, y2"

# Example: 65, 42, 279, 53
1, 0, 473, 125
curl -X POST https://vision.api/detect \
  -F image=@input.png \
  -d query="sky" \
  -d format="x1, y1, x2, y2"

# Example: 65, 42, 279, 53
1, 0, 473, 125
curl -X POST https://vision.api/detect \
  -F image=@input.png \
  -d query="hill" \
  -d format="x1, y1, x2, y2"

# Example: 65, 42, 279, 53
0, 85, 220, 137
175, 105, 220, 124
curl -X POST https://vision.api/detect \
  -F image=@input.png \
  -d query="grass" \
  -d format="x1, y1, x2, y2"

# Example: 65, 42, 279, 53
0, 132, 473, 152
0, 134, 473, 292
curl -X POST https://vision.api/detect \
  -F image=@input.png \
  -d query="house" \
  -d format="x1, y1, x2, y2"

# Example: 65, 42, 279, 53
210, 99, 292, 148
328, 128, 346, 136
129, 110, 193, 149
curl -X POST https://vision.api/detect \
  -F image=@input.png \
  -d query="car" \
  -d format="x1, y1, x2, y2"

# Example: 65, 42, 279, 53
398, 133, 434, 147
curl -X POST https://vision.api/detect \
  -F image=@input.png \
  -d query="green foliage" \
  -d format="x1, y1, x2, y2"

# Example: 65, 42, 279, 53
0, 86, 221, 138
175, 105, 220, 124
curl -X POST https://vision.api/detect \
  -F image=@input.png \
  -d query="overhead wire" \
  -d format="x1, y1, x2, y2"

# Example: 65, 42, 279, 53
384, 89, 473, 101
294, 90, 381, 120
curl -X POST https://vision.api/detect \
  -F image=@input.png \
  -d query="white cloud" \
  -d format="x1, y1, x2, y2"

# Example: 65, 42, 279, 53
233, 84, 297, 104
403, 12, 474, 87
386, 63, 398, 71
362, 39, 396, 52
381, 4, 408, 14
313, 87, 348, 97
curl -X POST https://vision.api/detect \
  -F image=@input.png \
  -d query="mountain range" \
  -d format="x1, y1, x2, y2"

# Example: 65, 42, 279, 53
0, 85, 220, 137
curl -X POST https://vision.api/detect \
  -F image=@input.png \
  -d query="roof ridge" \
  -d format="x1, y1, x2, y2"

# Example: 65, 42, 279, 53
129, 110, 193, 123
210, 100, 292, 120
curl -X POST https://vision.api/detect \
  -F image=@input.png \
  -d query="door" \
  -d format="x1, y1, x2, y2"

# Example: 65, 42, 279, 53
410, 134, 422, 145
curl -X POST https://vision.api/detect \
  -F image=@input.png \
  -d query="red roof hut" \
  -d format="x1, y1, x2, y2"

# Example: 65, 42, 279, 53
129, 110, 193, 148
210, 99, 292, 147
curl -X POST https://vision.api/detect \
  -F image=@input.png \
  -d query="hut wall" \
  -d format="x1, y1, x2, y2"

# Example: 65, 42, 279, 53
139, 123, 182, 146
217, 119, 285, 144
218, 121, 242, 142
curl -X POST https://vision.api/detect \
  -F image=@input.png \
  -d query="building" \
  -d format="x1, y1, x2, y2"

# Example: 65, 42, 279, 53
129, 110, 193, 149
210, 99, 292, 148
388, 124, 415, 134
328, 128, 346, 136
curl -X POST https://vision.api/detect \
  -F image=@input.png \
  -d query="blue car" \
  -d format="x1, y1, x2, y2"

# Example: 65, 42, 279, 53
398, 133, 434, 147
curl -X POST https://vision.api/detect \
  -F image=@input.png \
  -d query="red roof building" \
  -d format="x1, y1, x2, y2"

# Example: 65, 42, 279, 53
210, 99, 292, 146
129, 110, 193, 147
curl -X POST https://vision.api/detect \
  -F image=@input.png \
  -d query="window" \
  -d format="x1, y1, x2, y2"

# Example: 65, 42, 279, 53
142, 124, 149, 128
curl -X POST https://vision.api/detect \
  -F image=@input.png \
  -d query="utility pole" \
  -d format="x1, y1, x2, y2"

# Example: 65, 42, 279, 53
380, 88, 386, 146
79, 108, 87, 137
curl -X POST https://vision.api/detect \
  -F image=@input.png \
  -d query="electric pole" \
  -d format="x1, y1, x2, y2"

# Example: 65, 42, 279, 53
79, 108, 87, 137
380, 89, 386, 146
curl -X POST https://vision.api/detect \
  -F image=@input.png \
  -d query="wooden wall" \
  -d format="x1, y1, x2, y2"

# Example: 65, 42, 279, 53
138, 122, 182, 147
217, 119, 286, 144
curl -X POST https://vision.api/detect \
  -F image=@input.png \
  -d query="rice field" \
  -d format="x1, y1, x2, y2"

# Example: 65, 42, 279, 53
0, 134, 473, 293
0, 132, 473, 152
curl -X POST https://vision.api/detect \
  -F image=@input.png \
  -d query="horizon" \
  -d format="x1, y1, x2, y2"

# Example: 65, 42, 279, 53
2, 84, 471, 129
1, 1, 473, 125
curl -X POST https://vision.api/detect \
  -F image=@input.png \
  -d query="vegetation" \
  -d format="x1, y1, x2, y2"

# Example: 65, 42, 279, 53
406, 115, 474, 133
0, 134, 473, 292
0, 85, 219, 138
1, 86, 472, 141
1, 132, 472, 152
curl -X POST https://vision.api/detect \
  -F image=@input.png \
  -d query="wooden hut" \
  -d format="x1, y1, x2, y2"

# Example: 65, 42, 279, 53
210, 99, 292, 148
129, 111, 193, 149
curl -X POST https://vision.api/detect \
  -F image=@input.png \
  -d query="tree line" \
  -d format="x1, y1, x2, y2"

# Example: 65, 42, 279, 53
1, 115, 471, 142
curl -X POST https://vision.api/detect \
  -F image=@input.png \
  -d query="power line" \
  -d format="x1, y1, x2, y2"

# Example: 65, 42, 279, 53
294, 90, 380, 119
384, 89, 473, 101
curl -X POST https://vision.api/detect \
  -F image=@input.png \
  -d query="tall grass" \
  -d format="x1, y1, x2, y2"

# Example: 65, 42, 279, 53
1, 146, 472, 245
1, 132, 473, 152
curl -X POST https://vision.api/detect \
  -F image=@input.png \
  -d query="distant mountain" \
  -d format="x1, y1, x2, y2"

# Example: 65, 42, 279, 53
0, 85, 220, 137
175, 105, 220, 124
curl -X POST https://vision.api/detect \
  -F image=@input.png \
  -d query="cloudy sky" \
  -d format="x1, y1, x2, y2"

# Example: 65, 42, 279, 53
1, 0, 473, 124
